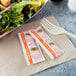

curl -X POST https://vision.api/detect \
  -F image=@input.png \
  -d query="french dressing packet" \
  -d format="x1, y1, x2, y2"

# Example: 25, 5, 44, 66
18, 31, 45, 65
30, 26, 64, 59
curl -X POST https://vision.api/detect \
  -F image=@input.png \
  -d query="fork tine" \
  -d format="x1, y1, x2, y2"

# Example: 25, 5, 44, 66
43, 18, 55, 27
40, 19, 53, 32
41, 19, 53, 29
41, 20, 50, 29
41, 19, 49, 26
40, 22, 51, 33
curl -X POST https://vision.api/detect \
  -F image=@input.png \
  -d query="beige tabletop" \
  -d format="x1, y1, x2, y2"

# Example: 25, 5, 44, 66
0, 16, 76, 76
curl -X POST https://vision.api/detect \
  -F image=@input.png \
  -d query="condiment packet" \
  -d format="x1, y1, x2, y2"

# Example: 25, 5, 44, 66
30, 26, 64, 59
18, 31, 45, 65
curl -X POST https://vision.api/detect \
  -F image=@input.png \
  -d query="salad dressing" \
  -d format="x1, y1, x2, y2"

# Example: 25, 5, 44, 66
18, 31, 45, 65
30, 27, 64, 59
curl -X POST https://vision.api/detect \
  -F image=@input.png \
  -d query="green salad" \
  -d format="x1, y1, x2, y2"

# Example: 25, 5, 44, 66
0, 0, 45, 35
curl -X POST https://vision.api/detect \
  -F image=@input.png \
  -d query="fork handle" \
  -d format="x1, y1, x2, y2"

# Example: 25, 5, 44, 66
65, 31, 76, 38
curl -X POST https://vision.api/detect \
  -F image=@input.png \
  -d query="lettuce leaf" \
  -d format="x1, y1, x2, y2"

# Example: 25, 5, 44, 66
11, 1, 41, 16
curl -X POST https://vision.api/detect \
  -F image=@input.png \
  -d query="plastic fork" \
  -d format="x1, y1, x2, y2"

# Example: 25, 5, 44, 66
40, 18, 76, 38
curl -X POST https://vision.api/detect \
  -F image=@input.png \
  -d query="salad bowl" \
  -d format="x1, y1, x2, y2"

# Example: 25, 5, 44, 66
0, 0, 48, 38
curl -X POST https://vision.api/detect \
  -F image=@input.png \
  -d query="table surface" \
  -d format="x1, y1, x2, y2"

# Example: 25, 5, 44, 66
30, 0, 76, 76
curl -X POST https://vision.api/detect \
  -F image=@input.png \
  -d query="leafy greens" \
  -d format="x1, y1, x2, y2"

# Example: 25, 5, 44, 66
0, 0, 44, 35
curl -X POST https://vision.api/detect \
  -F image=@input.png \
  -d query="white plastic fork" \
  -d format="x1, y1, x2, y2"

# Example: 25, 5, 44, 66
40, 18, 76, 38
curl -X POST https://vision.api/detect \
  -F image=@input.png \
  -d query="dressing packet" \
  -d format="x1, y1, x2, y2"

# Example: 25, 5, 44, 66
30, 26, 64, 59
18, 31, 45, 65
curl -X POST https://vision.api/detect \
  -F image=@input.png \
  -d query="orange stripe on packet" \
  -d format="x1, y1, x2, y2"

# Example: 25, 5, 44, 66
31, 30, 56, 59
20, 32, 33, 65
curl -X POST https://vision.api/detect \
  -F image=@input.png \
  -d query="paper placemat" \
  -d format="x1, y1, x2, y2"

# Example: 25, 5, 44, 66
0, 16, 76, 76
